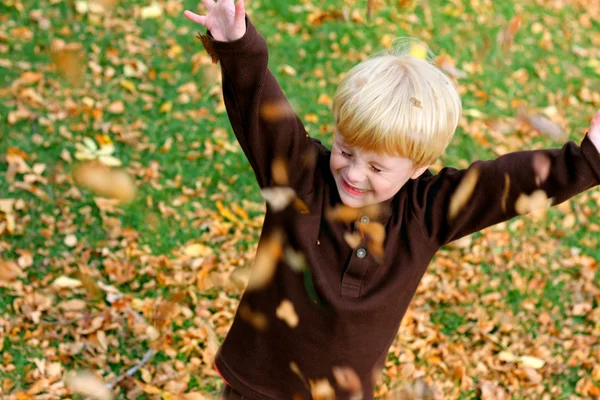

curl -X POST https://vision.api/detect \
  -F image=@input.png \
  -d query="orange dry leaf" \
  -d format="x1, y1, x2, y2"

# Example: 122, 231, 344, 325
260, 100, 295, 121
332, 366, 362, 395
65, 370, 113, 400
0, 261, 22, 282
246, 229, 284, 291
326, 205, 360, 222
293, 197, 311, 215
448, 167, 480, 221
356, 221, 386, 259
272, 158, 289, 185
276, 299, 299, 328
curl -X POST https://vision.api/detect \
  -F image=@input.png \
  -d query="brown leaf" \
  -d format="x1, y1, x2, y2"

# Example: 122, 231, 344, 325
356, 221, 386, 259
272, 157, 289, 186
448, 167, 480, 221
332, 366, 362, 395
73, 161, 136, 202
501, 173, 510, 213
246, 229, 284, 291
293, 197, 311, 215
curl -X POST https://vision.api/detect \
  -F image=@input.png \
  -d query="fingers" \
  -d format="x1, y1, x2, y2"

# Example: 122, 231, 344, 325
201, 0, 216, 10
234, 0, 245, 23
184, 10, 206, 26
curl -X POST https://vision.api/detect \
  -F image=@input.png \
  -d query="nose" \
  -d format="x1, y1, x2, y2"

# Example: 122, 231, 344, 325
345, 164, 365, 184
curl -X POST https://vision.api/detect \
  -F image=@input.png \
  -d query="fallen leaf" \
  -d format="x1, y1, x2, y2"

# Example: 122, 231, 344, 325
64, 234, 78, 247
52, 276, 82, 289
448, 167, 480, 220
65, 370, 113, 400
276, 299, 299, 328
519, 355, 545, 369
183, 243, 213, 257
0, 261, 21, 282
141, 2, 163, 19
107, 101, 125, 114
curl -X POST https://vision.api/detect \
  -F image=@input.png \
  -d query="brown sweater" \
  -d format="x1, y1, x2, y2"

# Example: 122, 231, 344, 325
200, 16, 600, 400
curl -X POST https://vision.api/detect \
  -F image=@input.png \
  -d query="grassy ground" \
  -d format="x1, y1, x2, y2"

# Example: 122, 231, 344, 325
1, 0, 600, 398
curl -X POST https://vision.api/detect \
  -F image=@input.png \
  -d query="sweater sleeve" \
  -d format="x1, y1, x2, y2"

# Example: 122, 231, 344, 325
408, 134, 600, 249
200, 15, 319, 194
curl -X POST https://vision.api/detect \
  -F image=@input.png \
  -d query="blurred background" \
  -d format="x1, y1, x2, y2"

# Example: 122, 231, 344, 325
1, 0, 600, 398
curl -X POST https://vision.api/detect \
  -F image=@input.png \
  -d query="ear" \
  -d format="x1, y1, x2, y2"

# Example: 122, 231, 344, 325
410, 164, 430, 180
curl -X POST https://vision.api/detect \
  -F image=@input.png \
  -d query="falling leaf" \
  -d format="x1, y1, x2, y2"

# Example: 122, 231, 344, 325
238, 303, 268, 331
141, 2, 163, 19
518, 105, 566, 141
73, 161, 135, 202
276, 299, 299, 328
332, 367, 362, 398
532, 153, 551, 186
515, 190, 551, 215
260, 101, 295, 121
261, 187, 296, 212
246, 229, 284, 291
356, 221, 386, 259
229, 267, 251, 290
501, 173, 510, 213
410, 97, 423, 109
409, 43, 428, 60
52, 276, 82, 289
65, 370, 113, 400
293, 197, 311, 215
284, 247, 307, 272
448, 167, 480, 221
310, 379, 335, 400
272, 158, 289, 185
51, 40, 86, 86
344, 232, 362, 249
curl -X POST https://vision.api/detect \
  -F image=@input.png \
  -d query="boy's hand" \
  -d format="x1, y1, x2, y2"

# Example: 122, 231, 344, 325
589, 109, 600, 153
184, 0, 246, 42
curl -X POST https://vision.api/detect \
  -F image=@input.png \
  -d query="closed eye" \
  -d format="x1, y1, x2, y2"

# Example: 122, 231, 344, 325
370, 165, 382, 173
341, 150, 352, 158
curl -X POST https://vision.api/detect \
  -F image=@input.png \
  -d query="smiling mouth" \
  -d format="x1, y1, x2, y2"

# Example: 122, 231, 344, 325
341, 177, 369, 196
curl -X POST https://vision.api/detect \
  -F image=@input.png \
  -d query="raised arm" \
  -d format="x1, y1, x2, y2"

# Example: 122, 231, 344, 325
185, 1, 318, 194
408, 130, 600, 249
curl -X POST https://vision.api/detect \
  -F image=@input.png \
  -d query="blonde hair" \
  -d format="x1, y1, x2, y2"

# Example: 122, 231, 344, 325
331, 38, 462, 167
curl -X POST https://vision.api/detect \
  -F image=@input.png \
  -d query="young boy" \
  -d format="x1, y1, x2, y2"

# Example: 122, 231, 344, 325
185, 1, 600, 399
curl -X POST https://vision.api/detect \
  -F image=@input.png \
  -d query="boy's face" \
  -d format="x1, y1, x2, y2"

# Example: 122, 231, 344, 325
330, 133, 429, 208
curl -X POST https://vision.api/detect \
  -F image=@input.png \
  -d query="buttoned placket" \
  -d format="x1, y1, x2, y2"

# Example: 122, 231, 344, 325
340, 215, 376, 297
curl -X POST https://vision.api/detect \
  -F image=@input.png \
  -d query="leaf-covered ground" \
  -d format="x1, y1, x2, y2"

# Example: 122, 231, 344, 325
1, 0, 600, 398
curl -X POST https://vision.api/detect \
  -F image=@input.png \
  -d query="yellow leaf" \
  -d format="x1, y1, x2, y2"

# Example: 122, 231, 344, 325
184, 244, 213, 257
448, 167, 480, 221
52, 276, 82, 289
246, 229, 284, 291
120, 79, 136, 93
261, 187, 296, 212
160, 101, 173, 113
280, 65, 297, 76
519, 355, 545, 369
141, 3, 163, 19
409, 43, 428, 60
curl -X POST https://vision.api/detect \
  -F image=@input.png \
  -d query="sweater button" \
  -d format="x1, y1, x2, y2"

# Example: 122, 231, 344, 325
360, 216, 370, 223
356, 248, 367, 259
